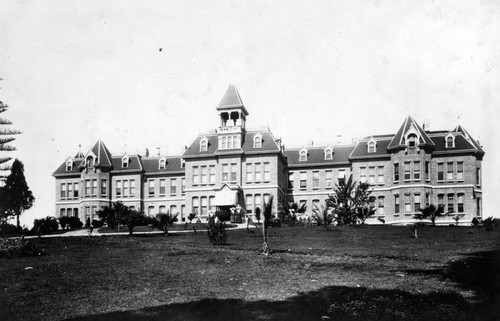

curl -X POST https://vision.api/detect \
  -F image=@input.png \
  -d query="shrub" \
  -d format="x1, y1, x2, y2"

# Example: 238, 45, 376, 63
207, 217, 227, 245
59, 216, 70, 230
67, 216, 83, 229
141, 215, 157, 227
0, 237, 45, 258
483, 217, 500, 231
0, 223, 20, 235
215, 210, 231, 222
32, 216, 59, 234
91, 219, 104, 228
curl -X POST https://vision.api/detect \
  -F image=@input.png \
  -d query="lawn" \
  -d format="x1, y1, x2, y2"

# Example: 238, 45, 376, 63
0, 225, 499, 321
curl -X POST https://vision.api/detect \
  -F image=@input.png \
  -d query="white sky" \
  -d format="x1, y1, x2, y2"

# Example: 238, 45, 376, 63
0, 0, 498, 227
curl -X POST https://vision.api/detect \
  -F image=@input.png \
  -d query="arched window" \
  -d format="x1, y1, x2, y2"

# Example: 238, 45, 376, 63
367, 140, 376, 153
86, 156, 94, 168
253, 134, 262, 148
66, 160, 73, 171
200, 138, 208, 152
299, 150, 307, 162
324, 148, 333, 160
159, 158, 166, 170
445, 134, 455, 148
407, 134, 417, 148
122, 156, 129, 168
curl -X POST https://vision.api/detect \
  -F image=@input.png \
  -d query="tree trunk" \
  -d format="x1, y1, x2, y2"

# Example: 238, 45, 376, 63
414, 227, 418, 238
16, 213, 20, 229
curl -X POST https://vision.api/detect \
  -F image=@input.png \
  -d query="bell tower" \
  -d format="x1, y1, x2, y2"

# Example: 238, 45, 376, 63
215, 85, 249, 150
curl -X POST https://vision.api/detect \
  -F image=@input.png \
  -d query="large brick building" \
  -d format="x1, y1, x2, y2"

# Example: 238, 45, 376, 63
53, 85, 484, 225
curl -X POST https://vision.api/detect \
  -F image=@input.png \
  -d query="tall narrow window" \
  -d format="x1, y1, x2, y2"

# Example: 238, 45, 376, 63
395, 195, 400, 214
324, 148, 333, 160
377, 196, 385, 215
222, 137, 227, 149
300, 172, 307, 189
246, 163, 253, 182
116, 180, 121, 196
230, 163, 237, 181
377, 166, 384, 184
201, 197, 208, 216
447, 162, 454, 180
446, 136, 454, 148
159, 159, 166, 170
254, 194, 262, 213
66, 161, 72, 171
413, 161, 421, 180
369, 167, 375, 184
170, 178, 177, 195
338, 169, 346, 183
253, 135, 262, 148
227, 136, 233, 149
368, 141, 376, 153
200, 139, 208, 152
263, 163, 270, 181
360, 167, 367, 183
181, 178, 185, 195
425, 161, 430, 180
192, 197, 199, 215
438, 194, 445, 209
299, 150, 307, 161
92, 179, 97, 196
201, 166, 207, 184
414, 194, 421, 212
325, 170, 333, 188
74, 183, 79, 198
159, 179, 166, 195
85, 180, 91, 196
209, 165, 216, 184
288, 172, 294, 189
193, 166, 200, 184
312, 171, 319, 189
393, 163, 399, 182
404, 162, 411, 180
246, 194, 253, 214
209, 196, 215, 212
476, 168, 481, 185
123, 180, 129, 196
101, 180, 107, 196
457, 162, 464, 181
148, 206, 155, 216
148, 180, 155, 196
159, 206, 166, 214
457, 194, 464, 212
404, 194, 411, 213
255, 163, 262, 181
68, 183, 73, 198
437, 163, 444, 181
61, 183, 66, 199
222, 164, 229, 182
448, 194, 454, 213
130, 180, 135, 196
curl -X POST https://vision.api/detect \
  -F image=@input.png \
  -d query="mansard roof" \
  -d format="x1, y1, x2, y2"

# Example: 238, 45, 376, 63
285, 145, 354, 167
452, 124, 485, 155
141, 156, 185, 175
81, 140, 113, 168
388, 116, 435, 151
350, 137, 392, 160
182, 129, 281, 158
52, 158, 82, 177
428, 129, 484, 158
110, 155, 142, 172
216, 85, 249, 115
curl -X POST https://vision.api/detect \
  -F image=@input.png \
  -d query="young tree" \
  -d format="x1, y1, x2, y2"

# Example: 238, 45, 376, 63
156, 211, 178, 236
262, 195, 274, 256
97, 201, 129, 229
313, 202, 334, 230
327, 174, 373, 226
0, 93, 21, 179
417, 204, 446, 226
0, 159, 34, 228
120, 208, 146, 236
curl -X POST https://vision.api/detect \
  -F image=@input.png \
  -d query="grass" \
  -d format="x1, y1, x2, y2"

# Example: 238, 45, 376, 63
0, 225, 499, 321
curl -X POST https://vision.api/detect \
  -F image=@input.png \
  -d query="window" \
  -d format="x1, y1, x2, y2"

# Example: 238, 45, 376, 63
209, 166, 215, 184
438, 194, 445, 209
123, 180, 129, 196
448, 194, 454, 213
425, 193, 430, 207
377, 196, 385, 215
414, 194, 421, 212
254, 194, 262, 213
61, 183, 66, 199
148, 206, 155, 216
338, 169, 346, 183
201, 197, 208, 216
193, 166, 200, 184
170, 178, 177, 195
368, 141, 376, 153
60, 208, 66, 217
377, 166, 384, 184
159, 205, 166, 214
222, 137, 227, 149
222, 164, 229, 182
447, 162, 454, 180
116, 180, 122, 196
404, 194, 411, 213
73, 208, 78, 217
230, 163, 237, 181
74, 183, 79, 198
66, 161, 72, 171
446, 134, 455, 148
326, 170, 333, 188
92, 179, 97, 196
201, 166, 207, 184
360, 167, 367, 183
457, 194, 464, 212
246, 163, 253, 182
181, 178, 185, 195
159, 158, 166, 170
312, 199, 320, 211
122, 156, 129, 168
300, 172, 307, 189
263, 163, 270, 181
246, 194, 253, 214
324, 148, 333, 160
407, 134, 417, 148
101, 179, 107, 196
255, 163, 262, 181
159, 179, 166, 195
457, 162, 464, 180
404, 162, 411, 180
368, 167, 375, 185
200, 138, 208, 152
438, 163, 444, 181
288, 172, 294, 189
227, 136, 233, 149
253, 135, 262, 148
130, 180, 135, 196
84, 180, 90, 196
476, 168, 481, 185
148, 180, 155, 196
413, 161, 421, 180
68, 183, 73, 198
181, 205, 186, 221
312, 171, 320, 189
425, 161, 430, 180
299, 150, 307, 162
192, 197, 199, 215
395, 195, 400, 214
394, 163, 399, 182
86, 156, 94, 168
170, 205, 178, 215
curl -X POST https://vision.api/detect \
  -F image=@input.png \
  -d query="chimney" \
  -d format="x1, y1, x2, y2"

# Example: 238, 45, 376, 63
144, 148, 150, 157
156, 147, 161, 156
423, 119, 430, 131
307, 140, 314, 147
337, 135, 342, 145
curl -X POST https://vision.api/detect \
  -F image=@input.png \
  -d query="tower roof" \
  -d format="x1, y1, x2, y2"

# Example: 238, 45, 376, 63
388, 116, 435, 150
216, 85, 249, 115
84, 140, 113, 168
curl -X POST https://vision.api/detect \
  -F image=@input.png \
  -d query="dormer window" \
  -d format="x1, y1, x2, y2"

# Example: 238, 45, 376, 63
159, 157, 166, 170
181, 158, 185, 168
367, 139, 377, 153
445, 133, 455, 148
324, 148, 333, 160
86, 156, 94, 168
253, 134, 263, 148
407, 134, 418, 148
200, 137, 209, 152
122, 156, 129, 168
299, 149, 308, 162
66, 160, 73, 171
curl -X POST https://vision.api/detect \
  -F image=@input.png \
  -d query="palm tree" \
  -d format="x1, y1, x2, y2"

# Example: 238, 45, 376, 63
156, 211, 178, 236
313, 202, 334, 230
262, 195, 274, 256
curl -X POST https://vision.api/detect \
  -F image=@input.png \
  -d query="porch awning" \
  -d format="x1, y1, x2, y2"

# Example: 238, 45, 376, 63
214, 188, 237, 206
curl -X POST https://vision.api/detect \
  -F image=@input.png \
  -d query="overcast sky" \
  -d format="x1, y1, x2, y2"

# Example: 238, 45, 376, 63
1, 0, 498, 227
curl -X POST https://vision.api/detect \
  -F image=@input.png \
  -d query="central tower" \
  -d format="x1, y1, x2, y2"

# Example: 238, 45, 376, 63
215, 85, 249, 150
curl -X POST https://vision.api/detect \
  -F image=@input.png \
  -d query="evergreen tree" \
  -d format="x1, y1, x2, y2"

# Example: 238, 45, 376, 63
0, 159, 34, 228
0, 88, 22, 180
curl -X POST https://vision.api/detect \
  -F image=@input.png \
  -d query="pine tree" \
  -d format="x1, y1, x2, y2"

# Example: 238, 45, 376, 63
0, 159, 34, 228
0, 87, 21, 180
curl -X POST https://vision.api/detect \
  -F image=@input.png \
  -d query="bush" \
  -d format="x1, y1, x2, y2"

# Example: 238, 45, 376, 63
67, 217, 83, 229
0, 237, 45, 257
141, 215, 157, 227
0, 223, 21, 235
215, 210, 230, 222
33, 216, 59, 234
59, 216, 70, 230
91, 219, 104, 228
483, 217, 500, 231
207, 217, 227, 245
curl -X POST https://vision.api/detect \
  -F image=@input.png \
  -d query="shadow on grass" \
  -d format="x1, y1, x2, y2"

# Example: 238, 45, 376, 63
65, 285, 487, 321
404, 249, 500, 318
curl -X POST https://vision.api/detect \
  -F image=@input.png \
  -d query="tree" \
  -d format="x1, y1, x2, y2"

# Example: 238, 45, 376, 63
97, 201, 129, 229
120, 209, 146, 236
0, 90, 22, 179
0, 159, 34, 228
313, 202, 334, 230
416, 204, 446, 226
327, 174, 374, 226
156, 211, 178, 236
262, 195, 274, 256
